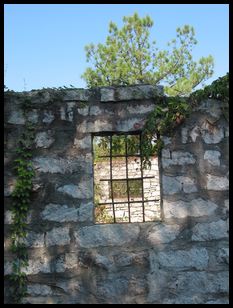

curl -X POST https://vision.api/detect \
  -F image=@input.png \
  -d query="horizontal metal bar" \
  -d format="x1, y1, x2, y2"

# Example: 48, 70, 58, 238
98, 199, 160, 206
100, 176, 155, 182
98, 154, 141, 158
92, 131, 141, 137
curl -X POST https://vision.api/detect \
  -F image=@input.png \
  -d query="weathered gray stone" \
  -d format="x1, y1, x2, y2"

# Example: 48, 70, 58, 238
4, 210, 13, 224
100, 87, 115, 102
147, 223, 180, 244
116, 85, 163, 101
206, 174, 229, 190
206, 298, 229, 304
190, 125, 200, 142
176, 176, 198, 193
192, 220, 228, 241
127, 104, 155, 114
114, 251, 149, 268
27, 284, 52, 296
217, 248, 229, 264
204, 150, 221, 166
60, 106, 66, 120
27, 109, 39, 123
116, 118, 145, 131
7, 110, 25, 124
74, 135, 91, 149
162, 176, 182, 194
45, 227, 70, 247
35, 131, 55, 148
162, 151, 196, 168
67, 102, 75, 121
89, 105, 102, 116
196, 99, 222, 119
77, 119, 113, 133
157, 248, 209, 270
94, 254, 114, 270
41, 204, 79, 222
42, 111, 55, 124
26, 90, 51, 104
100, 85, 163, 102
24, 257, 51, 275
32, 157, 85, 174
163, 198, 217, 219
23, 231, 44, 248
55, 252, 78, 272
170, 271, 229, 294
74, 224, 140, 248
223, 199, 229, 214
4, 261, 12, 275
163, 176, 197, 194
57, 181, 93, 199
78, 202, 94, 222
160, 136, 172, 145
201, 121, 224, 144
63, 89, 90, 101
77, 106, 89, 116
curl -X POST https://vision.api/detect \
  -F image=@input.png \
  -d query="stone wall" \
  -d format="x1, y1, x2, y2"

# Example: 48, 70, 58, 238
4, 84, 229, 304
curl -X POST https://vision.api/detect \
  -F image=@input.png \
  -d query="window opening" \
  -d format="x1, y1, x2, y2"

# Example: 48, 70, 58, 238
93, 132, 161, 223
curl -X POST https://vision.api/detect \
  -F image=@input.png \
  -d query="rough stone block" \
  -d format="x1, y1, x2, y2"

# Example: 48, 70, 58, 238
24, 257, 51, 275
74, 135, 91, 150
162, 151, 196, 168
77, 106, 89, 116
23, 231, 45, 248
162, 176, 182, 194
77, 119, 113, 133
163, 198, 217, 219
116, 118, 145, 131
127, 104, 155, 114
147, 223, 180, 244
157, 248, 209, 270
74, 224, 140, 248
192, 220, 228, 241
32, 157, 84, 174
57, 180, 93, 199
201, 121, 224, 144
55, 252, 78, 272
35, 131, 55, 148
42, 111, 55, 124
63, 89, 90, 101
206, 174, 229, 190
217, 247, 229, 264
45, 227, 70, 247
204, 150, 221, 166
89, 105, 102, 116
41, 204, 79, 222
27, 109, 39, 123
7, 110, 25, 124
27, 284, 53, 296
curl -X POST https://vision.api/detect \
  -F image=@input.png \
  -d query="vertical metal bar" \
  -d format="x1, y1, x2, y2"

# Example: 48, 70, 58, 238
125, 135, 131, 223
139, 134, 145, 222
110, 135, 116, 223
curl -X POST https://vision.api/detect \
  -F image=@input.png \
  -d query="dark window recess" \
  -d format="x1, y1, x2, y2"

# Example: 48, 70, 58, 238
93, 132, 161, 224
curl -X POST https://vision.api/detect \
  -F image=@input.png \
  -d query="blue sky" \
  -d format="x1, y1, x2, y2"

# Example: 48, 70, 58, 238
4, 4, 229, 92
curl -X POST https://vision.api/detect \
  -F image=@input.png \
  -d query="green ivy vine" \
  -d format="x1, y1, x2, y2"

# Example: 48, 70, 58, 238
141, 73, 229, 168
9, 99, 35, 304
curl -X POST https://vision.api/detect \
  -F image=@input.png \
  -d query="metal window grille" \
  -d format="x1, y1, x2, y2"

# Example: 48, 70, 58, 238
93, 132, 161, 223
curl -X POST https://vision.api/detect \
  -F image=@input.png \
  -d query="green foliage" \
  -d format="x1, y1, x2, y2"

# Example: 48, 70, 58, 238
9, 102, 35, 303
141, 73, 229, 168
82, 12, 214, 96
